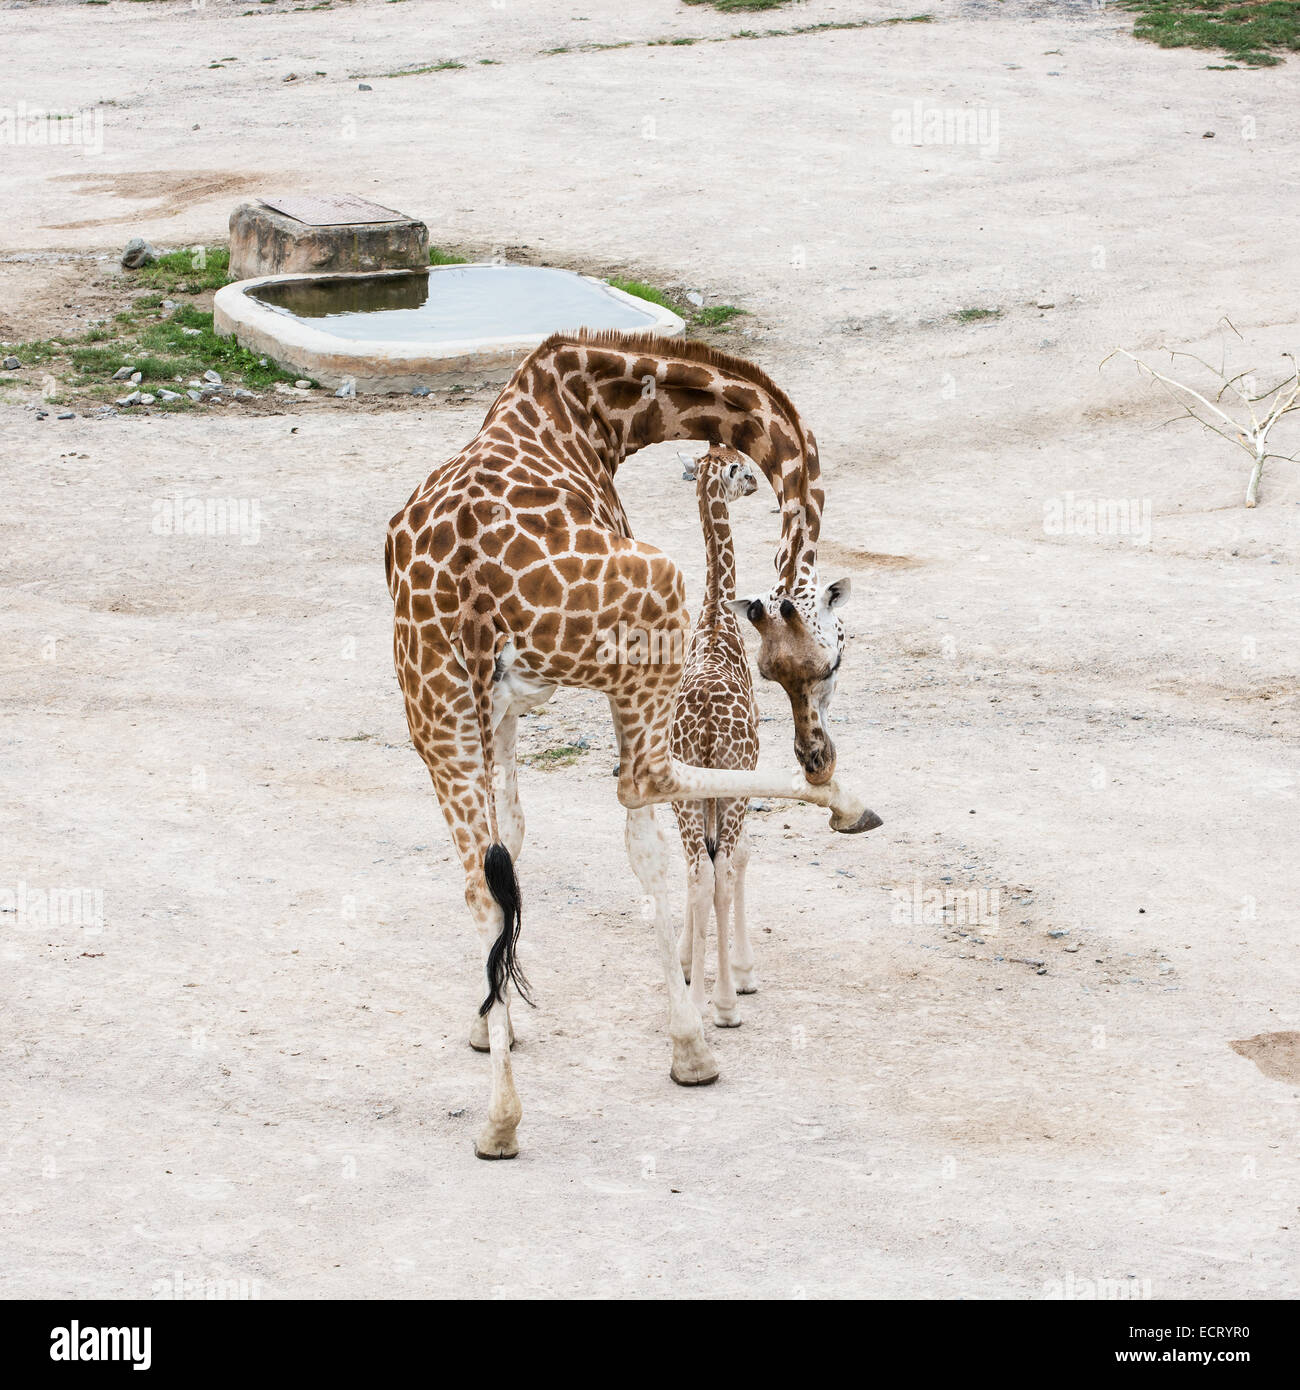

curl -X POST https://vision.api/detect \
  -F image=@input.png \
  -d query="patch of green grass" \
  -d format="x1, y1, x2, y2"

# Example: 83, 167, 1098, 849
134, 304, 301, 389
694, 304, 747, 328
7, 339, 61, 364
388, 60, 466, 75
132, 246, 231, 293
683, 0, 797, 10
951, 307, 1002, 323
609, 279, 749, 333
9, 298, 301, 406
429, 247, 469, 265
523, 744, 588, 770
1118, 1, 1298, 67
608, 278, 676, 311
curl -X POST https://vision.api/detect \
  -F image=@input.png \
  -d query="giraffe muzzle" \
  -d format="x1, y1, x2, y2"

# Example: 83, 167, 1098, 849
796, 735, 837, 786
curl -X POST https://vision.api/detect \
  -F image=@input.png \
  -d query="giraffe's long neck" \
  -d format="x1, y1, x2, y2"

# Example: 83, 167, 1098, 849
496, 334, 823, 595
697, 471, 737, 639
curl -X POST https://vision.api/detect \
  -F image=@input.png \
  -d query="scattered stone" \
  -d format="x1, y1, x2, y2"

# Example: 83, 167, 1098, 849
57, 412, 75, 420
115, 391, 142, 406
35, 411, 48, 421
161, 299, 176, 310
157, 389, 181, 401
411, 385, 430, 397
1, 355, 19, 370
187, 390, 202, 401
139, 393, 156, 405
230, 387, 256, 400
358, 83, 372, 91
1203, 131, 1215, 139
180, 327, 201, 336
283, 72, 298, 82
120, 237, 157, 269
203, 369, 222, 384
188, 380, 203, 389
129, 371, 143, 385
335, 380, 356, 398
294, 379, 312, 389
112, 366, 134, 380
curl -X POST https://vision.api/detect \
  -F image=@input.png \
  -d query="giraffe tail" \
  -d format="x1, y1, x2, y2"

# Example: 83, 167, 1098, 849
480, 843, 531, 1017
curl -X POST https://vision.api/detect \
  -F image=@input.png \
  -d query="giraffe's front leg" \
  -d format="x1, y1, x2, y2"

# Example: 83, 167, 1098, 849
625, 806, 718, 1086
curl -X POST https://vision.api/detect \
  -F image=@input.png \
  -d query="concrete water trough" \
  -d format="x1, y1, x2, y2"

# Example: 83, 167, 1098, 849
213, 263, 687, 393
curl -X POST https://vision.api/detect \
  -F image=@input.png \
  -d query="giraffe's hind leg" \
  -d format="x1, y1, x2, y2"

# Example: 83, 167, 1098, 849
411, 692, 524, 1157
710, 799, 747, 1026
468, 664, 552, 1052
672, 800, 709, 990
730, 824, 757, 995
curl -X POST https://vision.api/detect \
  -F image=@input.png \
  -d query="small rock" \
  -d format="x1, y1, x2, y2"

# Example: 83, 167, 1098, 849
112, 366, 134, 381
230, 387, 255, 400
157, 389, 181, 401
1, 355, 19, 370
57, 412, 75, 420
180, 327, 201, 336
1203, 131, 1215, 139
283, 72, 298, 83
358, 82, 372, 91
161, 299, 176, 310
139, 393, 156, 405
335, 380, 356, 398
120, 237, 157, 269
203, 370, 222, 385
294, 379, 312, 389
411, 385, 430, 397
115, 391, 141, 406
129, 371, 142, 385
187, 390, 202, 402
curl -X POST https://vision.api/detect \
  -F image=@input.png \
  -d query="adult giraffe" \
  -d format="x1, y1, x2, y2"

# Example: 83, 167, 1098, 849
385, 329, 882, 1158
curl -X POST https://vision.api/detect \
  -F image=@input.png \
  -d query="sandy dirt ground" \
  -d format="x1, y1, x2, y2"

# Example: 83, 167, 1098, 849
2, 0, 1299, 1299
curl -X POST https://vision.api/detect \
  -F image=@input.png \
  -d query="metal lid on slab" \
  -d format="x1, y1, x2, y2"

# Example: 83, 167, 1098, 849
259, 194, 407, 226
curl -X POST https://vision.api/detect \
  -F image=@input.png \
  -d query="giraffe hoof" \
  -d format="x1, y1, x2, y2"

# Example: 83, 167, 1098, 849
670, 1042, 720, 1086
474, 1138, 520, 1160
830, 805, 883, 834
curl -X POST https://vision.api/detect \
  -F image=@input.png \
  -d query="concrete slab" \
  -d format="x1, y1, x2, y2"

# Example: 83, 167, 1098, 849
227, 200, 428, 281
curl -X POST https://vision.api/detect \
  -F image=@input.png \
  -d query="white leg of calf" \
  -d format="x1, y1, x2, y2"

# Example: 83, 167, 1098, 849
685, 858, 714, 1014
731, 829, 757, 995
624, 806, 718, 1086
710, 852, 741, 1027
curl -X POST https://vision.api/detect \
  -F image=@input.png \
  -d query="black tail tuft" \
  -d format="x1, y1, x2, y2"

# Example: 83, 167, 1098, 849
479, 842, 534, 1017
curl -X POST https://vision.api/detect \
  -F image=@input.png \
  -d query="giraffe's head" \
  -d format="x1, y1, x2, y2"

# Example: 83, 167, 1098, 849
678, 446, 759, 501
727, 578, 852, 785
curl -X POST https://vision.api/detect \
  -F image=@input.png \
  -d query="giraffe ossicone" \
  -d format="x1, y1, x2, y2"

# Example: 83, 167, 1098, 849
384, 329, 882, 1157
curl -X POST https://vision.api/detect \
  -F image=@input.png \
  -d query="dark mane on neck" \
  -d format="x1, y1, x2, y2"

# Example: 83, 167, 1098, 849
533, 330, 809, 457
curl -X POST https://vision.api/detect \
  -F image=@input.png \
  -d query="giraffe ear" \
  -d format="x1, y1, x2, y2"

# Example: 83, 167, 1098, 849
725, 596, 766, 627
677, 451, 699, 481
822, 577, 852, 610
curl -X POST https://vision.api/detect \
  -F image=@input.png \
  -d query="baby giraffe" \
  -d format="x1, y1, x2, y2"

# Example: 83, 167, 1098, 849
671, 446, 762, 1028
